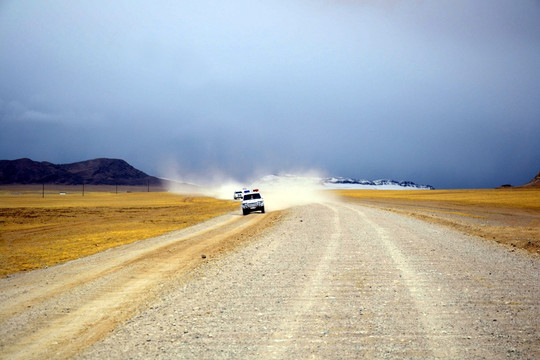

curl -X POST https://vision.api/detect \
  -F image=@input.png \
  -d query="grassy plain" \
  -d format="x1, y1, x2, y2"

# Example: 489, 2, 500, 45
0, 187, 238, 276
335, 188, 540, 210
2, 185, 538, 277
337, 188, 540, 255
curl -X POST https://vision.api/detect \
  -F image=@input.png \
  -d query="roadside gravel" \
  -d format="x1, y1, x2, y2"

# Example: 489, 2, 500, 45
78, 202, 539, 359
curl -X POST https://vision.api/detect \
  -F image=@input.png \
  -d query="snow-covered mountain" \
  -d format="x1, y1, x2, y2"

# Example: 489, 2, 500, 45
254, 174, 434, 190
322, 177, 434, 190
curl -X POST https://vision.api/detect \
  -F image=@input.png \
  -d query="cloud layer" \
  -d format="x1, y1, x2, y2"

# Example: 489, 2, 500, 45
1, 0, 539, 188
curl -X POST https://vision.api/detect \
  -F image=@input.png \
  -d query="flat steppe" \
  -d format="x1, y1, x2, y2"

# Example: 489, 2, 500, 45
0, 187, 538, 359
337, 188, 540, 255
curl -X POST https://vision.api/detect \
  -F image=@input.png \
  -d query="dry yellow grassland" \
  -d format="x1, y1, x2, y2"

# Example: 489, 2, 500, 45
337, 188, 540, 254
0, 191, 238, 276
335, 188, 540, 210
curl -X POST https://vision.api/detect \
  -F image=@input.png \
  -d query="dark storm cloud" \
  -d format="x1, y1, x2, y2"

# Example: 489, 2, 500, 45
1, 0, 539, 188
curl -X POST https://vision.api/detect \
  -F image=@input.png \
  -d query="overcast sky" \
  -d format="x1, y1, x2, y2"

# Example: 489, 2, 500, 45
1, 1, 539, 189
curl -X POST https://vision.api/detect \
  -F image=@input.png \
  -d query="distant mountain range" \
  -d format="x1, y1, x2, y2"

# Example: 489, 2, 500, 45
0, 158, 435, 190
255, 174, 434, 190
3, 158, 537, 190
322, 177, 435, 190
0, 158, 161, 185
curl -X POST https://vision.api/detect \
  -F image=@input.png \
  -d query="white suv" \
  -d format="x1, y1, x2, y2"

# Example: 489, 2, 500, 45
241, 189, 265, 215
233, 190, 243, 200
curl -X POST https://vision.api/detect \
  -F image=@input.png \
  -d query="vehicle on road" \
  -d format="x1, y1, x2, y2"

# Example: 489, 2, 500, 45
241, 189, 265, 215
234, 190, 243, 200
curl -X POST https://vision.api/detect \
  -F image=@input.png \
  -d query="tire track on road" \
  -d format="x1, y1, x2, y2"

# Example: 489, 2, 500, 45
0, 216, 243, 321
343, 203, 539, 359
0, 211, 279, 360
262, 203, 342, 357
343, 203, 460, 358
75, 202, 540, 359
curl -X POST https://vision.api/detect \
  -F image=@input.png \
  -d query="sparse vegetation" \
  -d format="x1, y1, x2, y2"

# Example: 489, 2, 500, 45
335, 188, 540, 210
0, 189, 238, 276
337, 188, 540, 254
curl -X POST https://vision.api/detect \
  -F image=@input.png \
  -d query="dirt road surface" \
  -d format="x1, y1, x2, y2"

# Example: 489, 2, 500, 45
1, 202, 538, 359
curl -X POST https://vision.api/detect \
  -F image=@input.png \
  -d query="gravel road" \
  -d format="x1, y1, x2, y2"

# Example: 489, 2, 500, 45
75, 202, 539, 359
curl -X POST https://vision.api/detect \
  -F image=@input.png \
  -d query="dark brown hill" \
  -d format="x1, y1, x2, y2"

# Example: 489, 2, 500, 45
0, 158, 162, 185
522, 171, 540, 188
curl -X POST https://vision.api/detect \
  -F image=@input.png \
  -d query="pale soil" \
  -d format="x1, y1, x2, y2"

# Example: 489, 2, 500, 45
349, 197, 540, 255
1, 202, 539, 359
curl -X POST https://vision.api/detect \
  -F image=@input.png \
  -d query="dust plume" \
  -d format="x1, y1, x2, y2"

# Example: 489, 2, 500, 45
158, 160, 244, 199
159, 161, 335, 212
252, 173, 336, 211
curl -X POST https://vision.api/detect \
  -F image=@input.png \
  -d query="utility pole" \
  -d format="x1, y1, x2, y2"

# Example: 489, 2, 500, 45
82, 183, 85, 197
42, 184, 44, 198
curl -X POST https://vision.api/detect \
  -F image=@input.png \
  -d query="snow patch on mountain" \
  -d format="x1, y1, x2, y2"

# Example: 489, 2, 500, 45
253, 174, 433, 190
323, 177, 434, 190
